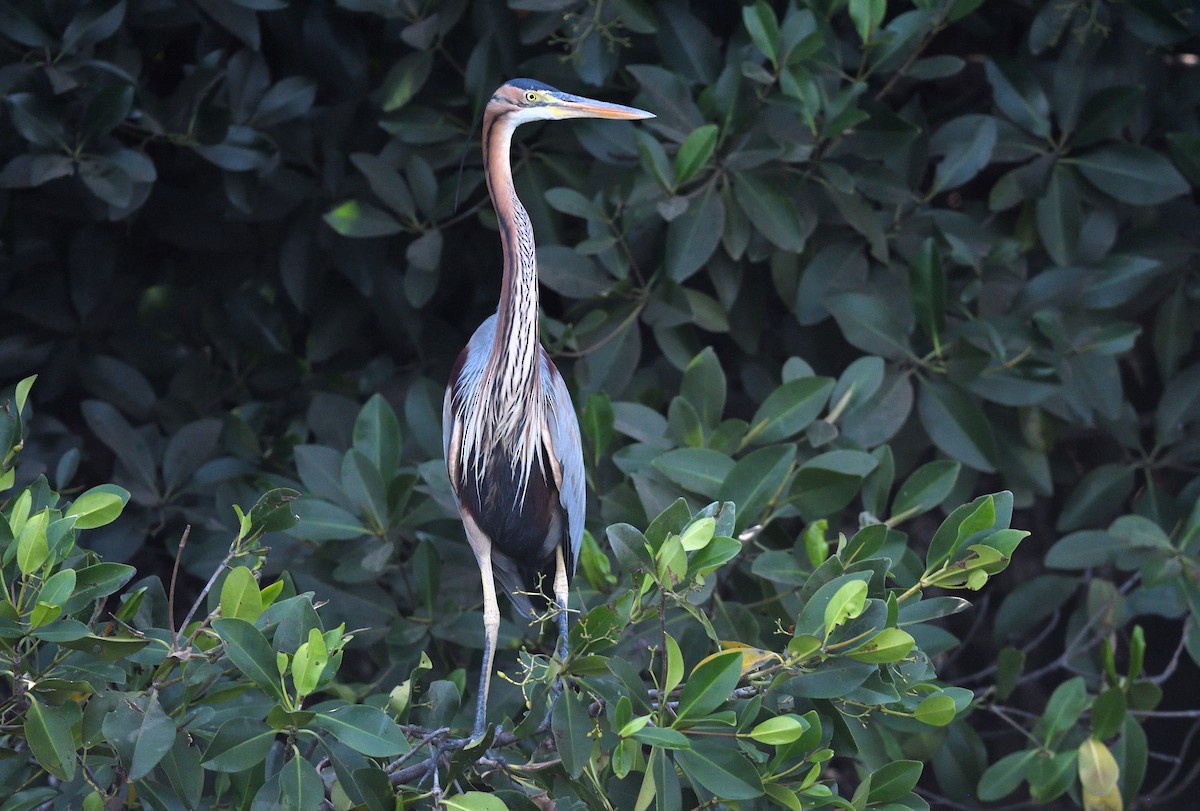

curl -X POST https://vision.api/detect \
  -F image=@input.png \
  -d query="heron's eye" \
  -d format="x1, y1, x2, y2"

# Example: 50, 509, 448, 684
524, 91, 538, 103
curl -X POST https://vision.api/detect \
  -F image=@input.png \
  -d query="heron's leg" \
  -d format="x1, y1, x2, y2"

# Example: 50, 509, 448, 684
474, 544, 501, 740
542, 546, 571, 729
553, 545, 570, 664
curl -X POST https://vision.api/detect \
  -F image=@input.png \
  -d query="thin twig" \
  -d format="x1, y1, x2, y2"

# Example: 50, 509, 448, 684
168, 525, 191, 646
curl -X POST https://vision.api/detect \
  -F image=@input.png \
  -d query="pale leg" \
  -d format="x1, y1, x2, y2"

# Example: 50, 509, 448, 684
553, 545, 570, 663
474, 545, 500, 740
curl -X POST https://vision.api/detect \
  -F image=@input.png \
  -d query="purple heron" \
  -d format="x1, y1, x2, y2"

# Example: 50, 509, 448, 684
442, 79, 653, 738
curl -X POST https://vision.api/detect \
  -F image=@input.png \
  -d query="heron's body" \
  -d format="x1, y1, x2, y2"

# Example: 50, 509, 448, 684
444, 314, 584, 619
441, 79, 652, 738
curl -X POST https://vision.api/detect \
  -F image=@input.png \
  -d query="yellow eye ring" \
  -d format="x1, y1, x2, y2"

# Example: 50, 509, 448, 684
524, 91, 538, 103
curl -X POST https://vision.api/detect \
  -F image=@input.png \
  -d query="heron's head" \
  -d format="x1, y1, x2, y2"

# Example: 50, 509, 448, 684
488, 78, 655, 124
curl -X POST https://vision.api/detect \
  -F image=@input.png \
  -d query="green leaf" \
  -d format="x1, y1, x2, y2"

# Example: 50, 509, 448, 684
909, 237, 945, 347
665, 187, 723, 281
1037, 164, 1082, 266
1055, 464, 1134, 532
38, 569, 76, 610
57, 633, 149, 660
202, 718, 276, 772
675, 124, 718, 185
280, 748, 324, 809
826, 292, 913, 360
292, 627, 329, 696
791, 449, 878, 519
323, 200, 403, 238
978, 749, 1035, 800
848, 0, 886, 43
1091, 687, 1127, 742
632, 726, 692, 749
985, 59, 1051, 138
246, 487, 300, 538
681, 348, 726, 430
869, 760, 923, 803
892, 460, 960, 520
823, 580, 868, 637
353, 393, 401, 481
213, 617, 286, 701
926, 494, 996, 571
220, 566, 264, 623
289, 498, 368, 541
651, 448, 733, 499
1037, 675, 1088, 740
674, 650, 742, 723
675, 738, 764, 800
381, 51, 432, 112
748, 714, 808, 745
1073, 144, 1189, 205
746, 377, 835, 444
917, 380, 998, 472
742, 0, 780, 64
24, 697, 77, 781
16, 508, 49, 575
847, 628, 915, 663
1167, 131, 1200, 186
14, 374, 36, 415
552, 688, 591, 778
65, 484, 130, 527
913, 694, 958, 726
733, 174, 809, 252
930, 115, 998, 194
717, 444, 795, 532
441, 793, 509, 811
310, 705, 407, 757
101, 693, 176, 781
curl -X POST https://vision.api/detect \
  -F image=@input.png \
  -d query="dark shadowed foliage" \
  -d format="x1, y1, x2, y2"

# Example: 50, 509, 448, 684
2, 0, 1200, 808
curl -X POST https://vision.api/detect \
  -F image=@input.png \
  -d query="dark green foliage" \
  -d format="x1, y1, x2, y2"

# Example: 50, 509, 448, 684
3, 0, 1200, 807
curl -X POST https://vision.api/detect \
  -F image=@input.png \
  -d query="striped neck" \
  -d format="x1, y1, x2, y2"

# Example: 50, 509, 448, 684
482, 110, 542, 408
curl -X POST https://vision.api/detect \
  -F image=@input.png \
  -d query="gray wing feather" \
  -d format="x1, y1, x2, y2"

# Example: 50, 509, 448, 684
541, 355, 586, 575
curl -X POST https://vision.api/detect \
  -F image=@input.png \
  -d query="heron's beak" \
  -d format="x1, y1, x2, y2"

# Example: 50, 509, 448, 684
550, 92, 655, 120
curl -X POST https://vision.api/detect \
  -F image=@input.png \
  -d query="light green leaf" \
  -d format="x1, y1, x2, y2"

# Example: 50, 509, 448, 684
823, 580, 868, 637
749, 714, 808, 745
17, 508, 49, 576
65, 484, 130, 530
220, 566, 264, 623
323, 199, 402, 238
441, 792, 509, 811
847, 628, 915, 663
675, 124, 718, 185
914, 694, 958, 727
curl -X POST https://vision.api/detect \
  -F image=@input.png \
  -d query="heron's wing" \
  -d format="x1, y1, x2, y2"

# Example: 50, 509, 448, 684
541, 351, 585, 577
444, 315, 500, 509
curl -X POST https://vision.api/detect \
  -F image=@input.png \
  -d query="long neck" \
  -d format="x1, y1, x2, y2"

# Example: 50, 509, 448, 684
483, 111, 541, 400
